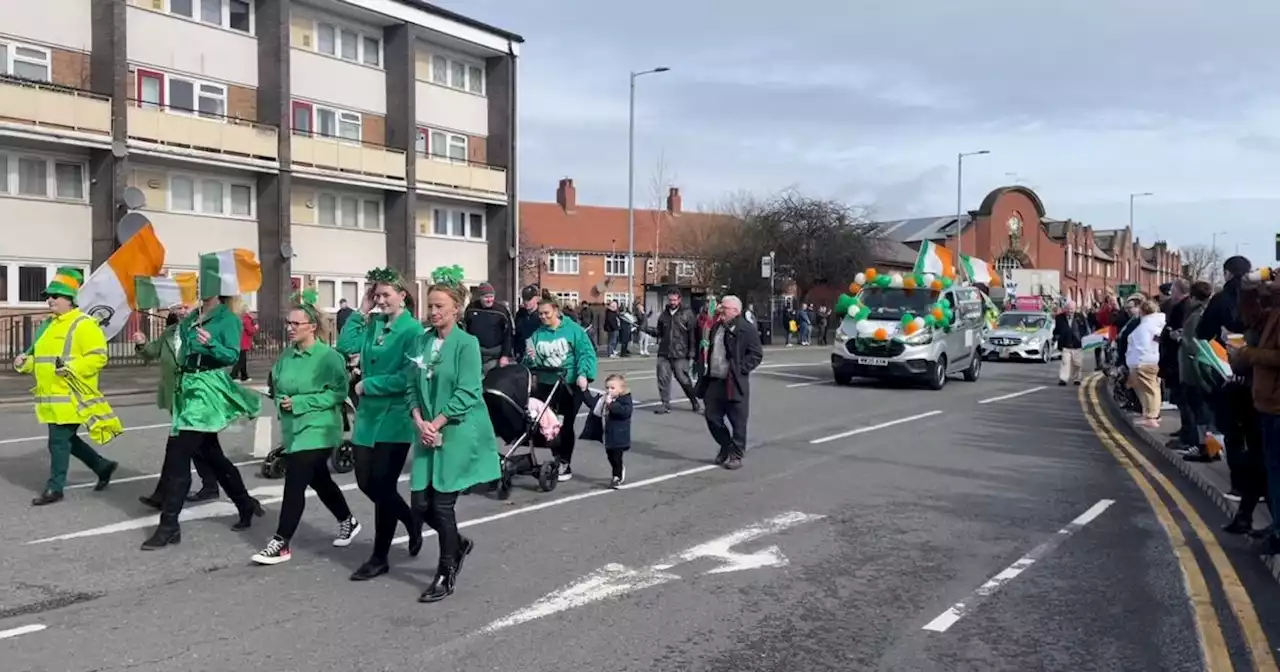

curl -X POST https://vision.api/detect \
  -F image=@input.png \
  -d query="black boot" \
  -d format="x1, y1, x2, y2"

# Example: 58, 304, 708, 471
231, 497, 265, 531
186, 487, 219, 503
140, 527, 181, 550
455, 537, 475, 579
94, 461, 119, 491
1223, 513, 1254, 535
138, 494, 163, 510
407, 517, 425, 558
419, 562, 457, 602
350, 558, 390, 581
32, 490, 64, 506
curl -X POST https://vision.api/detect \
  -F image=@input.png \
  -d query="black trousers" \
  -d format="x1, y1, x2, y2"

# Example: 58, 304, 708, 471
606, 448, 625, 479
702, 379, 748, 458
536, 382, 583, 465
354, 443, 413, 562
1211, 383, 1255, 494
158, 431, 254, 531
231, 350, 249, 380
149, 434, 219, 500
412, 487, 460, 565
276, 449, 352, 542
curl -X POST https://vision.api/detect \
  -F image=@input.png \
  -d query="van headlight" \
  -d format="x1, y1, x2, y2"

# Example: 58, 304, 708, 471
835, 330, 850, 343
902, 330, 933, 346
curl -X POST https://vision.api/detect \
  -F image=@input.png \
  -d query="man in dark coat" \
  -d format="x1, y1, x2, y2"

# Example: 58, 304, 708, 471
695, 295, 762, 470
645, 288, 702, 414
513, 285, 542, 361
1052, 300, 1090, 386
463, 282, 514, 373
1196, 256, 1253, 495
1159, 279, 1190, 420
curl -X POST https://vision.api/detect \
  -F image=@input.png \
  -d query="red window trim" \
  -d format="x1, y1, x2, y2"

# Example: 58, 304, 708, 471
135, 68, 165, 107
290, 100, 313, 135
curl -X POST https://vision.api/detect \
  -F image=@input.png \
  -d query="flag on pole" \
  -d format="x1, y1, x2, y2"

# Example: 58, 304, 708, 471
1081, 327, 1116, 351
960, 254, 1001, 286
199, 249, 262, 299
75, 223, 167, 340
913, 240, 957, 278
135, 273, 198, 310
1195, 339, 1233, 382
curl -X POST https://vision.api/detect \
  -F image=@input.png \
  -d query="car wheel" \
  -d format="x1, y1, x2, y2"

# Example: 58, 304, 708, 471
927, 355, 948, 390
1041, 347, 1051, 364
963, 351, 981, 381
833, 369, 853, 386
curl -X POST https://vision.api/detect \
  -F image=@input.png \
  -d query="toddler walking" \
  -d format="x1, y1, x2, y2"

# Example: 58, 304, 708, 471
580, 374, 633, 488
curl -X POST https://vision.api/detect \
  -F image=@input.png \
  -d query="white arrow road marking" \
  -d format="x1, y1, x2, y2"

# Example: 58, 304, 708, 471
482, 511, 825, 633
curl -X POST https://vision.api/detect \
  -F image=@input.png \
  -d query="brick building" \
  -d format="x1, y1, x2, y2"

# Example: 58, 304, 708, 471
877, 186, 1182, 304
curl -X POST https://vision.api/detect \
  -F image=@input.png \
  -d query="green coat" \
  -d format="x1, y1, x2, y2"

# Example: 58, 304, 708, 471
405, 326, 500, 493
337, 310, 423, 447
270, 341, 349, 453
1179, 299, 1207, 391
171, 303, 261, 434
137, 324, 182, 412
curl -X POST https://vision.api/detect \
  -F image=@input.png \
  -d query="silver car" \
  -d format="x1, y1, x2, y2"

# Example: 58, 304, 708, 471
981, 311, 1057, 363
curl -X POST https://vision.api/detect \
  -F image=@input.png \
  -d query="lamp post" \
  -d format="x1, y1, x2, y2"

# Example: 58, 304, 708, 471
627, 67, 670, 307
956, 150, 990, 257
1128, 192, 1153, 233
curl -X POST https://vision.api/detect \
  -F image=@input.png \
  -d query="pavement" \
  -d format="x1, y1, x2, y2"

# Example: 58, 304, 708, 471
0, 347, 1277, 671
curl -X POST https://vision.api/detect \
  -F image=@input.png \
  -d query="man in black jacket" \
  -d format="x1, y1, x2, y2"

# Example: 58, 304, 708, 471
463, 282, 514, 373
1160, 280, 1190, 425
1053, 300, 1090, 386
1195, 256, 1252, 494
513, 285, 542, 362
646, 288, 702, 414
695, 296, 763, 470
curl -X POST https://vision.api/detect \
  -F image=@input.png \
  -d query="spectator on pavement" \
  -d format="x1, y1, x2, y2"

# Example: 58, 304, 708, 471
783, 302, 798, 347
798, 304, 812, 346
462, 282, 514, 374
1220, 280, 1270, 541
513, 285, 542, 360
618, 307, 635, 357
604, 301, 621, 357
1126, 299, 1166, 429
1160, 280, 1190, 427
231, 310, 257, 381
644, 288, 701, 415
636, 302, 655, 355
1173, 282, 1214, 454
1090, 294, 1120, 369
1197, 256, 1253, 498
816, 306, 830, 346
1053, 300, 1090, 386
695, 296, 762, 470
336, 298, 354, 335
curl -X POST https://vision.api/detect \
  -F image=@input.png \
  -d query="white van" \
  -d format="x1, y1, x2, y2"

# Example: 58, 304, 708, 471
830, 284, 986, 390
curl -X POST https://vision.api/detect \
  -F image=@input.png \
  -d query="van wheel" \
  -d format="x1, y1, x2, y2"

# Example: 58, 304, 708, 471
833, 369, 853, 386
963, 351, 981, 381
927, 356, 948, 390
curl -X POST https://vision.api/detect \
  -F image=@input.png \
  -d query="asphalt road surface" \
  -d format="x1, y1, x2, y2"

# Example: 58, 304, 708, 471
1, 349, 1278, 671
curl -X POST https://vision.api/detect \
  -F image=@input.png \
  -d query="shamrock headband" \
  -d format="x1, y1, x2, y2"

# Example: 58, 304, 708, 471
366, 266, 405, 289
291, 288, 321, 323
430, 265, 465, 287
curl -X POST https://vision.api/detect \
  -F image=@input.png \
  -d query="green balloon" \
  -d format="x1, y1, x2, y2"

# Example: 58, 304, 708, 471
900, 312, 915, 326
834, 293, 857, 317
877, 274, 892, 287
854, 306, 871, 321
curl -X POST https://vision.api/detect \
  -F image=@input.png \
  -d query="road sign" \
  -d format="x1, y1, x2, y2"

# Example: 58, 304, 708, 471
761, 255, 773, 278
1117, 284, 1138, 299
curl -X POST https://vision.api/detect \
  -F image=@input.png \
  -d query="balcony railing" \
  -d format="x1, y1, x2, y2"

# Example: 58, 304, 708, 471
416, 153, 507, 196
0, 75, 112, 137
126, 100, 279, 161
291, 132, 406, 181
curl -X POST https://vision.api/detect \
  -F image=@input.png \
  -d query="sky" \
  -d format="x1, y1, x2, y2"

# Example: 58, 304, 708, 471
435, 0, 1280, 265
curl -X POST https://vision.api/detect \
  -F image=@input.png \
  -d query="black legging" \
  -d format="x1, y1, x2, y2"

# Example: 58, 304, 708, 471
354, 443, 413, 562
231, 350, 249, 381
412, 487, 459, 564
277, 449, 352, 541
149, 434, 219, 499
159, 430, 254, 531
536, 382, 583, 465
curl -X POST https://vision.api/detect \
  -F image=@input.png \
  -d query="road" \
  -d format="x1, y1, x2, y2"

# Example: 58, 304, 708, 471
1, 348, 1277, 671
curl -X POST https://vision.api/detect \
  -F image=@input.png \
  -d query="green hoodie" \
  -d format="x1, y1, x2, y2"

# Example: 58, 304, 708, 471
525, 317, 597, 385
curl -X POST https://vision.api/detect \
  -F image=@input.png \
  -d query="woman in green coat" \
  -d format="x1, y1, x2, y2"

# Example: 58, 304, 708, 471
337, 267, 425, 581
252, 295, 362, 565
407, 274, 501, 602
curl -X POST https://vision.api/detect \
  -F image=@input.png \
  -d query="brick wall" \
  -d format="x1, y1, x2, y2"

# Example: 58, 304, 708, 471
228, 84, 257, 122
468, 134, 486, 164
51, 48, 91, 89
363, 113, 386, 145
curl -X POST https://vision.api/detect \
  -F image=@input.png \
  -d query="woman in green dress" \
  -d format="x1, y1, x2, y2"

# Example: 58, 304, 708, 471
407, 270, 501, 602
337, 267, 425, 581
142, 295, 265, 551
251, 293, 362, 565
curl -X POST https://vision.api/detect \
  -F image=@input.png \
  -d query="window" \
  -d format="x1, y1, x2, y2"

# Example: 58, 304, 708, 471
228, 0, 251, 32
422, 128, 467, 161
313, 20, 381, 67
307, 104, 362, 141
200, 0, 222, 25
553, 291, 579, 306
314, 277, 365, 312
0, 152, 88, 202
167, 173, 254, 217
468, 213, 483, 239
54, 163, 84, 200
17, 157, 46, 196
604, 254, 630, 276
161, 0, 252, 33
0, 41, 52, 81
547, 253, 580, 275
18, 266, 47, 303
425, 206, 484, 240
676, 261, 696, 278
428, 53, 484, 95
605, 292, 632, 306
314, 191, 382, 230
137, 69, 227, 120
170, 0, 194, 17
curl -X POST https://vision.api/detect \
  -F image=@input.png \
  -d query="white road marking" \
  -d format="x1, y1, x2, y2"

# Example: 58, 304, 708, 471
252, 415, 274, 458
0, 624, 46, 640
0, 422, 173, 446
482, 511, 825, 633
785, 380, 828, 389
809, 411, 943, 444
66, 459, 260, 491
977, 386, 1047, 404
921, 498, 1115, 633
758, 371, 823, 381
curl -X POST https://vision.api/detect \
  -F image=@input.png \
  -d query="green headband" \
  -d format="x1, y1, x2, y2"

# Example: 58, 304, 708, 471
291, 288, 320, 324
366, 266, 404, 289
430, 265, 465, 287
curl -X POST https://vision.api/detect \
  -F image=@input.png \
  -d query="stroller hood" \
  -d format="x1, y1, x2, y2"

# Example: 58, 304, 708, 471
484, 364, 532, 444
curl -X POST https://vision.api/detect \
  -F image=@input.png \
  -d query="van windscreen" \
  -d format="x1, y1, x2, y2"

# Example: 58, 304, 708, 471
856, 287, 941, 320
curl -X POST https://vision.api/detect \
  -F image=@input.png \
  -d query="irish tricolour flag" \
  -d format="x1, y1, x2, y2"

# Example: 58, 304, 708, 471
913, 240, 957, 278
75, 223, 167, 340
960, 254, 1001, 286
1081, 327, 1115, 351
135, 273, 198, 310
199, 249, 263, 299
1195, 339, 1233, 381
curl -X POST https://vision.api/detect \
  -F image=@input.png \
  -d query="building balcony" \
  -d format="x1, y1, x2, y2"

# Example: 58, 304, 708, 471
416, 154, 507, 200
0, 76, 112, 143
127, 102, 278, 165
291, 133, 406, 184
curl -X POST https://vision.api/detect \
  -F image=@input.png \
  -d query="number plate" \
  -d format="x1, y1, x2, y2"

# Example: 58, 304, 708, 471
998, 347, 1010, 356
855, 357, 889, 366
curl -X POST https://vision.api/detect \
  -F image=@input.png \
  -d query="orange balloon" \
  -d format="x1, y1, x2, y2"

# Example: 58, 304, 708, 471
904, 322, 920, 335
930, 279, 944, 291
903, 276, 917, 289
865, 269, 878, 282
932, 308, 944, 321
848, 282, 862, 294
873, 328, 889, 340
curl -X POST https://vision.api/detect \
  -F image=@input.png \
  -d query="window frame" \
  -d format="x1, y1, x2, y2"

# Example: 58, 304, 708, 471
166, 172, 256, 219
426, 51, 486, 96
546, 253, 580, 275
0, 39, 52, 82
419, 127, 468, 162
312, 18, 383, 69
1, 263, 90, 307
313, 276, 367, 313
552, 291, 580, 306
298, 101, 363, 143
135, 68, 228, 121
0, 150, 89, 203
421, 205, 485, 241
311, 190, 383, 231
158, 0, 254, 34
603, 254, 630, 277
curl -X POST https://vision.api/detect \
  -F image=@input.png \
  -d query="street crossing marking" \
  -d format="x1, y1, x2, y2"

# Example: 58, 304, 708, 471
0, 624, 46, 640
0, 422, 172, 446
785, 380, 828, 389
977, 386, 1047, 404
66, 459, 259, 491
757, 371, 823, 381
921, 499, 1114, 633
809, 411, 943, 444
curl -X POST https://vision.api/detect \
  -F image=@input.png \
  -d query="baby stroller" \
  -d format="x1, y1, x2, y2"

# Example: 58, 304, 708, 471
1110, 365, 1141, 413
259, 355, 359, 479
484, 364, 565, 499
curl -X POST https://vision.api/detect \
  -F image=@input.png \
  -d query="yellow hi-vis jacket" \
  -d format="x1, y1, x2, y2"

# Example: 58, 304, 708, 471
16, 309, 124, 444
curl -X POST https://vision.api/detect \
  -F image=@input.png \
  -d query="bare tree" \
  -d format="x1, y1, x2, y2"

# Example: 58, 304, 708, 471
1180, 243, 1221, 282
516, 227, 547, 288
644, 153, 677, 294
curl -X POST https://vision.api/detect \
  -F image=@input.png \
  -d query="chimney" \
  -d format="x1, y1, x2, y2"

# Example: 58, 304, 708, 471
556, 178, 576, 213
666, 186, 682, 215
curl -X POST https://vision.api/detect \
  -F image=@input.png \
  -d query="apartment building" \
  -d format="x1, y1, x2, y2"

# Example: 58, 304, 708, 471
0, 0, 520, 317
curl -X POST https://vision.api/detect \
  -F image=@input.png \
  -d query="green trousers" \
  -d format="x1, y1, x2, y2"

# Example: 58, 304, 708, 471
47, 423, 109, 493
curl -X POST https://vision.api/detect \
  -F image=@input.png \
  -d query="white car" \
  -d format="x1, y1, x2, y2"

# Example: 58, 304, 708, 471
980, 311, 1058, 363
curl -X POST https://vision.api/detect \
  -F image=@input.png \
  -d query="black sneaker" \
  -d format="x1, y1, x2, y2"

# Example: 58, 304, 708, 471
1058, 380, 1067, 387
251, 536, 291, 565
333, 517, 362, 547
653, 406, 672, 415
558, 463, 573, 482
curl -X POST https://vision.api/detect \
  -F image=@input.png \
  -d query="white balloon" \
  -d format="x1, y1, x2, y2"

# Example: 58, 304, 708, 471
889, 273, 904, 288
912, 316, 926, 329
847, 304, 861, 318
855, 320, 876, 334
921, 273, 936, 286
854, 272, 867, 286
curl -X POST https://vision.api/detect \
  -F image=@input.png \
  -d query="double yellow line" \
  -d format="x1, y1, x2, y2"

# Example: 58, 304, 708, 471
1081, 375, 1275, 672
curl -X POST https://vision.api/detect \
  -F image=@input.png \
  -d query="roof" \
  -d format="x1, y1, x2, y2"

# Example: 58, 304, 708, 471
396, 0, 525, 43
977, 186, 1046, 217
872, 238, 919, 267
875, 215, 972, 243
520, 202, 730, 256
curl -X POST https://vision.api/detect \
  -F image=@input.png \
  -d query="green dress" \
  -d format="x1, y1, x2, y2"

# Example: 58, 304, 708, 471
270, 341, 349, 453
405, 326, 500, 493
171, 304, 261, 434
337, 310, 422, 447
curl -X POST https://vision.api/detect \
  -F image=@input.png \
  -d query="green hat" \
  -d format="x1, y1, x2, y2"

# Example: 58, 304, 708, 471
45, 267, 84, 301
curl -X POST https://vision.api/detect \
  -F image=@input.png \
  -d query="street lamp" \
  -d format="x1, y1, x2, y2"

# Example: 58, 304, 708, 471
1128, 192, 1153, 234
956, 150, 990, 257
1211, 230, 1229, 285
627, 67, 670, 306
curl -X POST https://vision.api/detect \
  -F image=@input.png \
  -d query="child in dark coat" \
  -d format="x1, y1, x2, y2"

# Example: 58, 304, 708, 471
580, 374, 633, 488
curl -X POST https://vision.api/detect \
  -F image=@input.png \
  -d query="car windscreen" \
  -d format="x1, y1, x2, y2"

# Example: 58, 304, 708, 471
996, 313, 1048, 330
856, 287, 941, 321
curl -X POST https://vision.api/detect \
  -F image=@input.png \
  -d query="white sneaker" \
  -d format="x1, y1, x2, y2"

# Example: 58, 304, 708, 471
558, 463, 573, 482
333, 517, 362, 547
